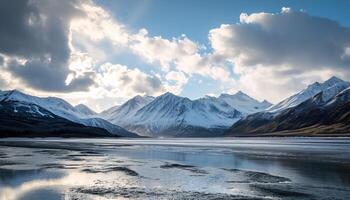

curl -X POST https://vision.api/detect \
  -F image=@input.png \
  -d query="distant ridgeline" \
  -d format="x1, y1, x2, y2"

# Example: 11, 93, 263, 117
1, 76, 350, 138
228, 76, 350, 136
0, 90, 136, 138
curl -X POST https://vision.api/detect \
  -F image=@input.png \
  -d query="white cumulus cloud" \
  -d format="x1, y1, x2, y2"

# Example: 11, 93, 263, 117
209, 8, 350, 102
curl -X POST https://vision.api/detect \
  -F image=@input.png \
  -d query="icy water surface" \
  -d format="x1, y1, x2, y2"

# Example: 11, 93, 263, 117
0, 137, 350, 199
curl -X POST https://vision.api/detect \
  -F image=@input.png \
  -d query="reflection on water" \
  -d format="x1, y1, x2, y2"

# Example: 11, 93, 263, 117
0, 138, 350, 199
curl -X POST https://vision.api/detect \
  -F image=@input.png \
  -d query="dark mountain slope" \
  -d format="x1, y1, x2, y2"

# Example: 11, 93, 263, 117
0, 100, 114, 138
228, 88, 350, 136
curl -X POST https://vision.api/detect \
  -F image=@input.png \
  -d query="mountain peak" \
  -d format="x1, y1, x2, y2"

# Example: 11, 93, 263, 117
218, 93, 230, 98
123, 92, 242, 137
261, 100, 272, 107
322, 76, 346, 87
306, 76, 345, 90
158, 92, 180, 99
132, 94, 154, 102
163, 91, 175, 96
8, 89, 25, 96
219, 91, 250, 99
326, 76, 344, 83
217, 91, 271, 114
234, 90, 246, 96
129, 95, 144, 104
154, 92, 188, 104
123, 96, 148, 108
127, 95, 155, 107
0, 89, 33, 102
10, 89, 21, 93
133, 95, 143, 99
203, 94, 216, 100
268, 76, 349, 113
75, 103, 88, 108
75, 104, 96, 116
261, 100, 269, 103
100, 94, 155, 124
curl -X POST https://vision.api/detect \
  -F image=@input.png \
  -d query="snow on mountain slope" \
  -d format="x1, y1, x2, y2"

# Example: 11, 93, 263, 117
218, 91, 272, 114
81, 117, 138, 137
261, 100, 273, 108
0, 90, 137, 137
120, 92, 242, 137
0, 100, 112, 137
75, 104, 96, 116
228, 85, 350, 136
325, 87, 350, 106
0, 90, 86, 121
100, 95, 154, 125
100, 91, 270, 137
267, 76, 350, 113
2, 100, 55, 118
100, 105, 119, 118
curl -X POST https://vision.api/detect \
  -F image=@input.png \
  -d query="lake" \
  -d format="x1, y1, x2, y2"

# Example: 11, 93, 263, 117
0, 137, 350, 199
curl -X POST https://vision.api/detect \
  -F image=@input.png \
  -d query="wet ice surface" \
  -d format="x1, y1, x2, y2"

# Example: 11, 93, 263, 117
0, 138, 350, 199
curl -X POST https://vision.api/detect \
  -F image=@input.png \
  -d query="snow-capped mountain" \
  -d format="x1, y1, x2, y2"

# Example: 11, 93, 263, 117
0, 90, 137, 137
267, 76, 350, 113
228, 76, 350, 136
218, 91, 272, 114
4, 76, 347, 138
0, 99, 112, 137
115, 92, 242, 137
100, 91, 271, 137
100, 95, 154, 125
75, 104, 96, 116
0, 90, 88, 121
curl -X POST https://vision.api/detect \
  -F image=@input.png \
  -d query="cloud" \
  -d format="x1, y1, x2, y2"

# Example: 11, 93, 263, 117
210, 8, 350, 73
209, 8, 350, 102
131, 30, 198, 71
228, 67, 338, 102
131, 30, 233, 82
2, 2, 349, 110
69, 2, 130, 61
96, 63, 165, 97
0, 0, 97, 92
164, 71, 189, 94
69, 3, 232, 93
0, 0, 170, 110
5, 57, 95, 92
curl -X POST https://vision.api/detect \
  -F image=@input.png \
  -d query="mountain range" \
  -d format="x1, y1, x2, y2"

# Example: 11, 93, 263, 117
0, 99, 111, 138
228, 76, 350, 136
0, 90, 136, 137
100, 91, 271, 137
1, 76, 349, 138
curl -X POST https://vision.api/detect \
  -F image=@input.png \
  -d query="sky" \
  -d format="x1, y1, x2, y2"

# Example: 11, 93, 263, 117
0, 0, 350, 112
